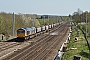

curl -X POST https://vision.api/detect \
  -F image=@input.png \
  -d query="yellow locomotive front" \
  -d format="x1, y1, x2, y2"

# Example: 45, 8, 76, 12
17, 28, 26, 38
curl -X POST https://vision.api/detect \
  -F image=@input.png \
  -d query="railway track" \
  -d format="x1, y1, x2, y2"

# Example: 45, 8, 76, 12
41, 24, 69, 60
0, 42, 20, 52
2, 35, 54, 60
0, 22, 69, 60
28, 22, 69, 60
0, 23, 62, 60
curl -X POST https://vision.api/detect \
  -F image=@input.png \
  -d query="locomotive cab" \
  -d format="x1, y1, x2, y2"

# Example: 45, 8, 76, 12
17, 28, 26, 38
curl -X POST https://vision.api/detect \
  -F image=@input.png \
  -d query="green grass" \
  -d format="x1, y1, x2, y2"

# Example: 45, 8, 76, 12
37, 19, 43, 26
62, 26, 89, 60
88, 36, 90, 45
38, 19, 49, 26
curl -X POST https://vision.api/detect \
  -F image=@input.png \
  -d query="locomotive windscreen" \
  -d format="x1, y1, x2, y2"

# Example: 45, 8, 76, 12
17, 30, 25, 34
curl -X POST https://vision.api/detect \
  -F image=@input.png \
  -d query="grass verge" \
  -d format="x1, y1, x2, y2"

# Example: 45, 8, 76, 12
62, 26, 89, 60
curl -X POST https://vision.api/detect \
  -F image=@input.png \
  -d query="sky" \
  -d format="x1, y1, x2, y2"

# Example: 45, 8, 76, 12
0, 0, 90, 16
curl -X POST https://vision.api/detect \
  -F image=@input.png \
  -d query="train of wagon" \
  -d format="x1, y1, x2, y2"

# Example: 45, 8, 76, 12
17, 22, 62, 41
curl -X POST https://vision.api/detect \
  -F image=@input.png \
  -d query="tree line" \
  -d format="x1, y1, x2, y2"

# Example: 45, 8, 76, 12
72, 10, 90, 36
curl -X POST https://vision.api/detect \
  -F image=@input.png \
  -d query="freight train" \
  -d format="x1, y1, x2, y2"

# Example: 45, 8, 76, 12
17, 22, 62, 41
